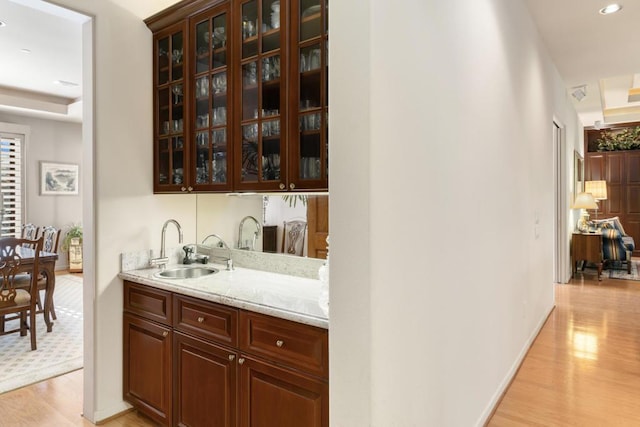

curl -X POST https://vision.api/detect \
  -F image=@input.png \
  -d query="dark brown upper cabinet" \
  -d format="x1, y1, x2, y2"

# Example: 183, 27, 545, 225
147, 0, 328, 193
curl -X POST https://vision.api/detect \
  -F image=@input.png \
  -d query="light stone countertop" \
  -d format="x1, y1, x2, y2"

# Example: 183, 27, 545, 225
118, 263, 329, 329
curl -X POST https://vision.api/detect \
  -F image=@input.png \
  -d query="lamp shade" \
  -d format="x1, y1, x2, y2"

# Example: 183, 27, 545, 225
585, 180, 607, 200
572, 192, 598, 210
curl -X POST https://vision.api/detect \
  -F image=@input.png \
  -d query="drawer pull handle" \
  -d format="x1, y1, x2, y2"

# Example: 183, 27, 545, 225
276, 340, 284, 348
238, 358, 245, 365
197, 316, 205, 323
162, 331, 168, 337
228, 354, 235, 361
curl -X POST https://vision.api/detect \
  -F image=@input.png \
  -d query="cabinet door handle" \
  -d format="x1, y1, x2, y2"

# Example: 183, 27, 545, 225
197, 316, 205, 323
289, 183, 295, 190
276, 340, 284, 348
279, 183, 286, 190
187, 186, 193, 192
162, 331, 168, 337
228, 354, 235, 361
238, 357, 245, 365
181, 186, 187, 192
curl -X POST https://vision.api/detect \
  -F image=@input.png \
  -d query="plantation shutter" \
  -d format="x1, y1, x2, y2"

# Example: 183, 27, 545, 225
0, 133, 23, 237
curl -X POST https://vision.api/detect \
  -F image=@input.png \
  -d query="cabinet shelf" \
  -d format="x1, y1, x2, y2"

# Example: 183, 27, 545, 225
301, 13, 321, 23
243, 35, 258, 43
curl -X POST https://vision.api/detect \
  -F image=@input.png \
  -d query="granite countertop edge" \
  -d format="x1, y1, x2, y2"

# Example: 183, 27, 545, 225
118, 266, 329, 330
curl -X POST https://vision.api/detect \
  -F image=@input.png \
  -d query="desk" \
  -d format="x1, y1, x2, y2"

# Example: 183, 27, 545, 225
572, 232, 603, 281
16, 247, 59, 332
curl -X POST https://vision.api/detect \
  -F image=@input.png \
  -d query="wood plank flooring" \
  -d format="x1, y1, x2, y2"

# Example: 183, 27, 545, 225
2, 269, 640, 425
489, 268, 640, 426
0, 369, 155, 426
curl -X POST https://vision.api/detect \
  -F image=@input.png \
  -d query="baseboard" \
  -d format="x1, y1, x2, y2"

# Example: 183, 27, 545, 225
92, 401, 133, 425
476, 304, 556, 426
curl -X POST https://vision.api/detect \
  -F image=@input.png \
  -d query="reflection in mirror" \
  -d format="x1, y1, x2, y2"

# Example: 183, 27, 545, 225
196, 193, 328, 259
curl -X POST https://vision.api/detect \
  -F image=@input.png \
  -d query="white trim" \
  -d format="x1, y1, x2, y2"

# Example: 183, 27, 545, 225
476, 304, 555, 426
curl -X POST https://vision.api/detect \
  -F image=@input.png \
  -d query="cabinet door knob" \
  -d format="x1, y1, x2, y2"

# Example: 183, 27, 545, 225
238, 357, 245, 365
162, 331, 168, 337
279, 183, 286, 190
181, 186, 187, 192
197, 316, 205, 323
228, 354, 235, 361
289, 183, 295, 190
187, 186, 193, 192
276, 340, 284, 348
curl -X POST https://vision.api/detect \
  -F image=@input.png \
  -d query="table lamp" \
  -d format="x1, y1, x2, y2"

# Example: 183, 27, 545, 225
584, 180, 607, 219
572, 192, 598, 232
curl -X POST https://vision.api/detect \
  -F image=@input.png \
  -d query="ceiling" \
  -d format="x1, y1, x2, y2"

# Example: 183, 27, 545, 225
524, 0, 640, 127
0, 0, 638, 127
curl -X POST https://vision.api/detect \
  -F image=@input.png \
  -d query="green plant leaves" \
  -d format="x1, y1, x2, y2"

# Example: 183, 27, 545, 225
596, 126, 640, 151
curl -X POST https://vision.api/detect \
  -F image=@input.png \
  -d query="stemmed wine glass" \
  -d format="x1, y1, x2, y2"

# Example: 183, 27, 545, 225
172, 84, 183, 104
172, 48, 183, 65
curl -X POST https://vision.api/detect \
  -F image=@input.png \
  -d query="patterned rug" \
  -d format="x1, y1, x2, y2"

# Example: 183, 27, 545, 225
607, 260, 640, 281
0, 274, 83, 394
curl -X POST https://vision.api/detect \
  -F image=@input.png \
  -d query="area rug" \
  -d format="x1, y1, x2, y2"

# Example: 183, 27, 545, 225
607, 260, 640, 281
0, 274, 83, 394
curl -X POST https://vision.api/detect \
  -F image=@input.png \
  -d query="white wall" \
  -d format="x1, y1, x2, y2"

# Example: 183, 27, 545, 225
0, 113, 82, 269
331, 0, 582, 425
50, 0, 198, 422
44, 0, 585, 424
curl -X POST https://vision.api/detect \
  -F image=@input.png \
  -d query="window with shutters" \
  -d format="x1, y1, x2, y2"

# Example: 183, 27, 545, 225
0, 133, 24, 237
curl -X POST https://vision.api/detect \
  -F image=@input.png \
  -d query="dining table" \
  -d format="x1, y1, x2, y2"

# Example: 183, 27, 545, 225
16, 246, 59, 333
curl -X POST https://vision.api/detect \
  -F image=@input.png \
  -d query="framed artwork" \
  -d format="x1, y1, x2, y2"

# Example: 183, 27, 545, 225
573, 151, 584, 203
40, 162, 79, 195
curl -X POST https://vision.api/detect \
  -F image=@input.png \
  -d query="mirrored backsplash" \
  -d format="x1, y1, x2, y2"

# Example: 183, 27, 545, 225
196, 193, 328, 259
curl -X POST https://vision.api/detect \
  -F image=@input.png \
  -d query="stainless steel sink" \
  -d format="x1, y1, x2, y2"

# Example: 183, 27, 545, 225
155, 266, 219, 279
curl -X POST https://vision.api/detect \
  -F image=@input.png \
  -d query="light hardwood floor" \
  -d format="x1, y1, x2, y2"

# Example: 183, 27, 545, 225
0, 369, 155, 426
489, 267, 640, 426
1, 269, 639, 425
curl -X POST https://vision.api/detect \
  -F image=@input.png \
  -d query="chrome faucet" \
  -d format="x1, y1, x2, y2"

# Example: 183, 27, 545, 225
202, 233, 234, 271
150, 219, 183, 270
237, 216, 261, 251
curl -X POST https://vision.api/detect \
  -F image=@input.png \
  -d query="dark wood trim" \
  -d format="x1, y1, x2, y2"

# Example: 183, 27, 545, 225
145, 0, 228, 32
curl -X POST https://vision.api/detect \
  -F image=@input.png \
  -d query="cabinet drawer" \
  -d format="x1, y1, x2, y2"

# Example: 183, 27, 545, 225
173, 295, 238, 346
240, 311, 328, 378
124, 281, 172, 326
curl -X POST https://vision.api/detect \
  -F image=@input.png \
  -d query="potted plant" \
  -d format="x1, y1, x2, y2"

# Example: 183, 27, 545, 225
61, 223, 83, 273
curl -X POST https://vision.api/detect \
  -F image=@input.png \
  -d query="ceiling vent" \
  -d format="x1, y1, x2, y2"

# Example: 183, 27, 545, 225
571, 85, 587, 102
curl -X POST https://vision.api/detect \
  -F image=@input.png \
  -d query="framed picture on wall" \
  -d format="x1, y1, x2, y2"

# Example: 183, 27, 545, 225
40, 162, 79, 195
573, 150, 583, 203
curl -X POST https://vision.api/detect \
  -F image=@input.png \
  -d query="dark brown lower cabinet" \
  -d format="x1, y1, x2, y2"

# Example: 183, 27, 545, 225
123, 280, 328, 427
174, 332, 238, 427
239, 355, 328, 427
123, 313, 173, 426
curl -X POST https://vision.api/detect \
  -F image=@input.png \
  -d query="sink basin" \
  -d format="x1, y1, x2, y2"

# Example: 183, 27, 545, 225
155, 266, 219, 279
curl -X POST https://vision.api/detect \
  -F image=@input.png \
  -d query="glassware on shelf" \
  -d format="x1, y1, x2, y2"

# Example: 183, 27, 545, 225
172, 48, 183, 65
212, 72, 227, 93
172, 84, 183, 104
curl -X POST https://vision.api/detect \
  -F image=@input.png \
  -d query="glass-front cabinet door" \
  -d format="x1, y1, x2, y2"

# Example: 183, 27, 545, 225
154, 23, 188, 192
235, 0, 287, 191
289, 0, 328, 190
192, 5, 233, 191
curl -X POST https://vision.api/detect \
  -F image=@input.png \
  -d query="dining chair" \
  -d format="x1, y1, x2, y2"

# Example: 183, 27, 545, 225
21, 224, 40, 248
0, 236, 43, 351
14, 226, 61, 320
282, 219, 307, 256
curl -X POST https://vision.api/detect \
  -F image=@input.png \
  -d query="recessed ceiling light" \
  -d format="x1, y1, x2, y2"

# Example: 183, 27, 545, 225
53, 80, 79, 87
0, 21, 6, 27
20, 48, 31, 54
599, 4, 623, 15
